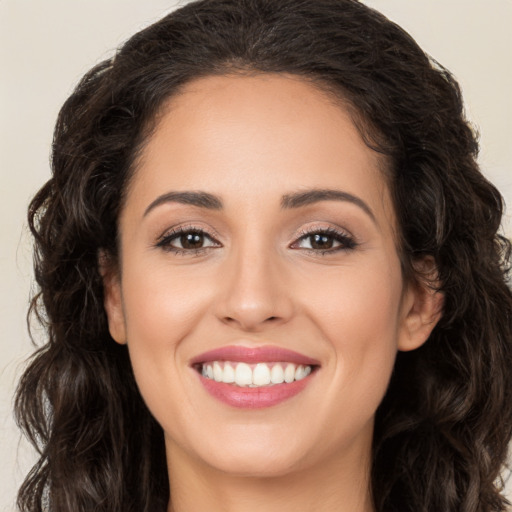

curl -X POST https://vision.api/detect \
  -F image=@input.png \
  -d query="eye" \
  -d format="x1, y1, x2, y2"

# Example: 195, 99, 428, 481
291, 228, 356, 253
156, 227, 220, 254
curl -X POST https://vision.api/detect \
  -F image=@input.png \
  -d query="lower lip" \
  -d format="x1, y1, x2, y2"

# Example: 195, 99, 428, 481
198, 374, 314, 409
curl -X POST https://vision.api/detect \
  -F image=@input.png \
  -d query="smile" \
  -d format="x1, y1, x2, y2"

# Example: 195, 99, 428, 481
191, 345, 320, 408
201, 361, 312, 387
199, 361, 313, 387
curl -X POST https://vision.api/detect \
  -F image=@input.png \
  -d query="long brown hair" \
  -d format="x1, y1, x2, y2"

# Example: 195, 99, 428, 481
16, 1, 512, 510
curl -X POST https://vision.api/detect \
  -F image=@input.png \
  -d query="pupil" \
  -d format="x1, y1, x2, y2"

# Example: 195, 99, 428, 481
181, 232, 204, 249
311, 234, 333, 250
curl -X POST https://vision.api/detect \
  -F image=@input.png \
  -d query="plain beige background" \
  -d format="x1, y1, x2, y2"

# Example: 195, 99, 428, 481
1, 1, 511, 510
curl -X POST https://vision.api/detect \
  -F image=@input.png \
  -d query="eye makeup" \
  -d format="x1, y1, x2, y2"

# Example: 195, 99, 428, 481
156, 224, 221, 256
290, 226, 357, 255
154, 223, 358, 257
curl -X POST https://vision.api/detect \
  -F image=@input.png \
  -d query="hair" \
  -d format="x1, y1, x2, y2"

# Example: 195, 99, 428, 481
15, 0, 512, 511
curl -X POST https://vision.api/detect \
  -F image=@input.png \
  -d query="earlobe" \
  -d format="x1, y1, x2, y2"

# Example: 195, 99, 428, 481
98, 251, 127, 345
398, 259, 444, 352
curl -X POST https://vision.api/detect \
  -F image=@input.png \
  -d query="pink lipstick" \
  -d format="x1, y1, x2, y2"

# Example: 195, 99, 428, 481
190, 345, 320, 366
191, 345, 319, 409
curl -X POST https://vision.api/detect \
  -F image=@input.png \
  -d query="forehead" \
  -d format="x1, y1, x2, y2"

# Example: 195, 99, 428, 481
126, 73, 395, 230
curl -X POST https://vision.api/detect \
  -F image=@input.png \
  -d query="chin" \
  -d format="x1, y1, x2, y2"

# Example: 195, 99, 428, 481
204, 445, 308, 478
171, 421, 316, 478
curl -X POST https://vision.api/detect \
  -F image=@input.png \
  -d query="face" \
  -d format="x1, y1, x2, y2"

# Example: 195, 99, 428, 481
103, 74, 440, 479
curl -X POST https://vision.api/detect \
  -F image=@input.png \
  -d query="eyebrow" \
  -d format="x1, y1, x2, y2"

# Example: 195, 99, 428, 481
143, 188, 376, 224
144, 191, 223, 217
281, 189, 376, 224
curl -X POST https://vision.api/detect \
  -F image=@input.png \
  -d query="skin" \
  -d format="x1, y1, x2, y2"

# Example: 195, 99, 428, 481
103, 73, 443, 512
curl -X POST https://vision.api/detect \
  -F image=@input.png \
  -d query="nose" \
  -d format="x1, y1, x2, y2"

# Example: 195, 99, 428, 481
214, 244, 294, 332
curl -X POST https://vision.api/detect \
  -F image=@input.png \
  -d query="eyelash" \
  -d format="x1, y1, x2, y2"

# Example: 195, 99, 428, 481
155, 225, 357, 256
156, 225, 221, 256
291, 226, 357, 254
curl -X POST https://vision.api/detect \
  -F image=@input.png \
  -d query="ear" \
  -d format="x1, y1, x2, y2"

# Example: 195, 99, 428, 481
98, 251, 127, 345
398, 257, 444, 352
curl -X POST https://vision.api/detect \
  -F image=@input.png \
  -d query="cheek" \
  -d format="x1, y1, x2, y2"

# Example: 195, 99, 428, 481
305, 256, 402, 336
300, 257, 403, 415
118, 260, 213, 412
121, 259, 212, 345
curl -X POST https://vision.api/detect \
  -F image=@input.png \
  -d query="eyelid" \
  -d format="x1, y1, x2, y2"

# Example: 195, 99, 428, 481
155, 223, 222, 253
292, 223, 355, 241
289, 224, 358, 252
154, 222, 357, 255
157, 223, 221, 241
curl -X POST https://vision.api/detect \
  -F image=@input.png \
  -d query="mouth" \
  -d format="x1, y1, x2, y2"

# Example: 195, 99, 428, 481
190, 345, 320, 408
195, 361, 314, 386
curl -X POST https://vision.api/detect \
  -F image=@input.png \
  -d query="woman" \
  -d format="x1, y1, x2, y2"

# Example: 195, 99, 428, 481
15, 0, 512, 511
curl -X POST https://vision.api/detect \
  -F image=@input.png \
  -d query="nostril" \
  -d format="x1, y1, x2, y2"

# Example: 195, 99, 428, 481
223, 315, 278, 322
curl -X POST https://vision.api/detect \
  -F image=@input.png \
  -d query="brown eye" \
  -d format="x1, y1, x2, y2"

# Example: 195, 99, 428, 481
309, 233, 334, 250
157, 228, 220, 253
180, 232, 205, 249
292, 229, 356, 253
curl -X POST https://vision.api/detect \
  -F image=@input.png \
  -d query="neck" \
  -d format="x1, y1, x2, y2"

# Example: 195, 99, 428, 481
165, 436, 375, 512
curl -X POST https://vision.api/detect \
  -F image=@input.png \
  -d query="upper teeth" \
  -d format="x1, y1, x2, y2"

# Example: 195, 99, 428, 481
201, 361, 312, 387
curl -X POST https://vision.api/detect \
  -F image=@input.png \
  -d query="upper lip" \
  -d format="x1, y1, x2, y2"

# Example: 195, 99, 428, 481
190, 345, 321, 366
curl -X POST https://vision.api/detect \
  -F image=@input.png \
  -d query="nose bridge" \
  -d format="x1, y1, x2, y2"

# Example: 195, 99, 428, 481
216, 231, 292, 330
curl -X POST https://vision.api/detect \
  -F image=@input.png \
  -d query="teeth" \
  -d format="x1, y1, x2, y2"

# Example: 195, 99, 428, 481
222, 363, 235, 383
295, 365, 307, 381
213, 362, 223, 382
284, 364, 295, 383
235, 362, 252, 387
270, 364, 284, 384
200, 361, 314, 387
253, 363, 271, 386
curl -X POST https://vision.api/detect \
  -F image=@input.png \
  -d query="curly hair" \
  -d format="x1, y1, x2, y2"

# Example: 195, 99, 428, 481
15, 0, 512, 511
